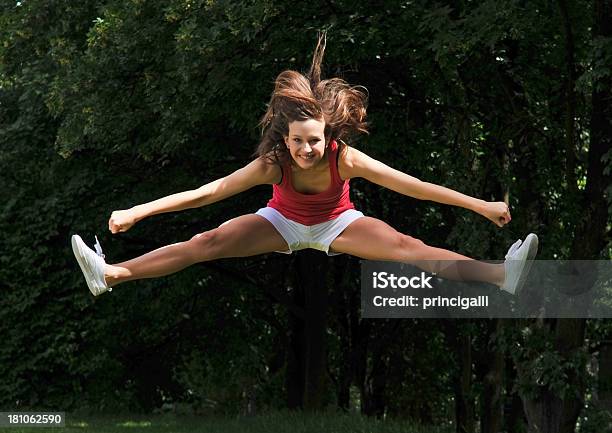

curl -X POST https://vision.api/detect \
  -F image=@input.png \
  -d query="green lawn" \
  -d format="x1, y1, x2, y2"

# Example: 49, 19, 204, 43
1, 411, 452, 433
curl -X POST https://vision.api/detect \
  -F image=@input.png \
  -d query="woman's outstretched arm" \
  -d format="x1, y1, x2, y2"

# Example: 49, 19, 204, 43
108, 157, 280, 233
340, 146, 511, 227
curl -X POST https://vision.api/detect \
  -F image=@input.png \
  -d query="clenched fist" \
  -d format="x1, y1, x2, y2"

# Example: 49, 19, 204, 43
481, 201, 511, 228
109, 209, 137, 234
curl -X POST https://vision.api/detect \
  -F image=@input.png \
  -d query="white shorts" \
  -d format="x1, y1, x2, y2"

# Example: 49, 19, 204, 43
255, 207, 364, 256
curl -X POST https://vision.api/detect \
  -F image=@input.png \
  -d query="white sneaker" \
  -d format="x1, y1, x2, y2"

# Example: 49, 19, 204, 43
501, 233, 539, 295
71, 234, 112, 296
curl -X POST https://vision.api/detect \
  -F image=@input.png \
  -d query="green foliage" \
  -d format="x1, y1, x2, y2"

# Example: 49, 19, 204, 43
578, 401, 612, 433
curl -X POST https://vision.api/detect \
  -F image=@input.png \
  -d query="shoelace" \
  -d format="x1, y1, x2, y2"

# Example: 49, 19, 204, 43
93, 236, 112, 292
505, 239, 522, 260
94, 235, 105, 259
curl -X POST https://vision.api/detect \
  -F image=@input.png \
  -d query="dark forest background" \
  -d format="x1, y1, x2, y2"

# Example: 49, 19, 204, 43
1, 1, 611, 432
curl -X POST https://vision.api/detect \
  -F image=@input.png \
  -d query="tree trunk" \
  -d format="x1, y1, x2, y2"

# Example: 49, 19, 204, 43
286, 284, 305, 409
361, 343, 387, 418
520, 319, 587, 433
558, 0, 579, 200
480, 320, 504, 433
445, 321, 476, 433
456, 332, 475, 433
353, 320, 370, 414
301, 250, 329, 410
506, 393, 527, 433
285, 250, 330, 410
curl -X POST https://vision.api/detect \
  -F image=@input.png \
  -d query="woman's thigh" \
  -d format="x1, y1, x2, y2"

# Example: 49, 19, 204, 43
329, 217, 424, 261
191, 214, 289, 259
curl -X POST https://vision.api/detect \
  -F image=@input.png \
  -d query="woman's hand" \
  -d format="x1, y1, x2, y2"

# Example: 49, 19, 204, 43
481, 201, 511, 227
109, 209, 137, 234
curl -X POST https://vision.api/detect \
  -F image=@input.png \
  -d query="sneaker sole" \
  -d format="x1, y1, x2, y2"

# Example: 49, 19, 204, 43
513, 233, 539, 296
71, 235, 103, 296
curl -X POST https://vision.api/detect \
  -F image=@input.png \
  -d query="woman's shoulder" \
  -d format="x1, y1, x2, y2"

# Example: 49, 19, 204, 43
337, 141, 365, 166
337, 142, 375, 179
337, 141, 359, 179
254, 152, 283, 184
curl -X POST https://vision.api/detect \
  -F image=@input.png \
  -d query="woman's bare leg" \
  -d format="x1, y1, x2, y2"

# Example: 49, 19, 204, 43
104, 214, 288, 287
329, 217, 504, 287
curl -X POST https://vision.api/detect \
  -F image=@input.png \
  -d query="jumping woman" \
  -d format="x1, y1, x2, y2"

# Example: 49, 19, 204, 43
72, 34, 538, 298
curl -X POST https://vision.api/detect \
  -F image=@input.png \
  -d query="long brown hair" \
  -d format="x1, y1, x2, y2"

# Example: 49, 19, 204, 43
255, 32, 368, 165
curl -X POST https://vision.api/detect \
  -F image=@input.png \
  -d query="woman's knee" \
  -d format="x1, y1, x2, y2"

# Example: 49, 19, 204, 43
188, 229, 222, 262
398, 235, 427, 261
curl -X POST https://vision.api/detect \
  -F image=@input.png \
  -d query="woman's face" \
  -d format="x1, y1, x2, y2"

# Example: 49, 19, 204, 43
284, 118, 327, 170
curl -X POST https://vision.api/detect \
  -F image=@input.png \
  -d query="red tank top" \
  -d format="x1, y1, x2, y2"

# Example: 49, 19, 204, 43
267, 139, 355, 225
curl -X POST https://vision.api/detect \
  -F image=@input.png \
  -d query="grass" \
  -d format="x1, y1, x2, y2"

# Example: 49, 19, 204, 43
1, 410, 452, 433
